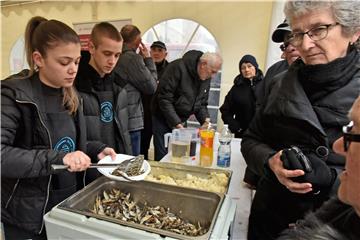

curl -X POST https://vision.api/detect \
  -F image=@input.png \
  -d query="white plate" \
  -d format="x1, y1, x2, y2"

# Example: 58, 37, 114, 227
97, 154, 151, 181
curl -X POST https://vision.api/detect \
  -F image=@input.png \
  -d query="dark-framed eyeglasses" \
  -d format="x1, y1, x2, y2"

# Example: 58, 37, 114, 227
288, 23, 340, 47
343, 121, 360, 151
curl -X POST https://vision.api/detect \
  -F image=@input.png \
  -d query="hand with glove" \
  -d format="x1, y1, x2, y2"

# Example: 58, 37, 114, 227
281, 146, 337, 193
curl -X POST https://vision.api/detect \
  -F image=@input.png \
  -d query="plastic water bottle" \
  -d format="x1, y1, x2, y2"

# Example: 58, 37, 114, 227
217, 124, 232, 167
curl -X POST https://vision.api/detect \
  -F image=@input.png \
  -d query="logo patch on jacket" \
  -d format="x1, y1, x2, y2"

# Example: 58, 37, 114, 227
101, 101, 113, 123
54, 137, 75, 153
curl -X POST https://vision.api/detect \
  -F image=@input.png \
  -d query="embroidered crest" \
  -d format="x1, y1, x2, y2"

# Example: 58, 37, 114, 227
101, 101, 113, 123
54, 137, 75, 153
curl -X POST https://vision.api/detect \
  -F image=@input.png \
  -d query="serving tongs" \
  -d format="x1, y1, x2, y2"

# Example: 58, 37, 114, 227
51, 155, 144, 177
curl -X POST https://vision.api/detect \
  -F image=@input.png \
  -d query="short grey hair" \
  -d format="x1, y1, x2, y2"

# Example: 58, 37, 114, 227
200, 52, 223, 68
284, 1, 360, 39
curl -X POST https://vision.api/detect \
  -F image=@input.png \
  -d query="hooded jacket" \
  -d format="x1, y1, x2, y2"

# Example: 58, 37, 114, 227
152, 50, 210, 128
1, 70, 104, 234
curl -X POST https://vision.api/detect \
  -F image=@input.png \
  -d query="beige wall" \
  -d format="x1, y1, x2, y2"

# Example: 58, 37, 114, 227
1, 1, 273, 124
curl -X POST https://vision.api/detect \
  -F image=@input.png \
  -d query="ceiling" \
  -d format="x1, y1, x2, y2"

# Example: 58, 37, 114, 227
0, 1, 38, 7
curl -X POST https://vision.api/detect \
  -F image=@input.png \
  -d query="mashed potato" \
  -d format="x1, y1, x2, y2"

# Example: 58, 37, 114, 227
145, 172, 229, 193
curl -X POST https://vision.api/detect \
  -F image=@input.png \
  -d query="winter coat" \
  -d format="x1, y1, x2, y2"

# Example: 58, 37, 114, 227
75, 61, 132, 155
152, 50, 210, 128
257, 60, 289, 108
1, 70, 104, 234
242, 50, 360, 239
242, 53, 360, 178
114, 45, 157, 131
220, 70, 263, 138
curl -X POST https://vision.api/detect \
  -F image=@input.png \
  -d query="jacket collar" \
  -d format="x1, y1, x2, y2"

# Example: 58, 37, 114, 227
263, 61, 326, 136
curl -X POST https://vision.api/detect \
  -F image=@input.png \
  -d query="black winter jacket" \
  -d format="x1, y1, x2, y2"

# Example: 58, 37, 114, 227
75, 61, 132, 155
220, 70, 263, 138
152, 50, 210, 128
242, 52, 360, 178
243, 50, 360, 240
257, 60, 289, 108
1, 70, 104, 234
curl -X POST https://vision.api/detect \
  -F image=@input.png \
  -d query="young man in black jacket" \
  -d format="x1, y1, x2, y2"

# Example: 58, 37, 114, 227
75, 22, 132, 183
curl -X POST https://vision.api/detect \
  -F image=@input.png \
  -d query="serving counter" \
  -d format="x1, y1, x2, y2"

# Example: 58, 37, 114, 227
44, 138, 250, 239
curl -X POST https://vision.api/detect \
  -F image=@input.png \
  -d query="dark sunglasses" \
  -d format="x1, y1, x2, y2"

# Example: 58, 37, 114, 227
280, 42, 290, 52
343, 121, 360, 151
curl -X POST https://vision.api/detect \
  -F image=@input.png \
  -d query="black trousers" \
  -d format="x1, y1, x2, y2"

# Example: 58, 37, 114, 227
152, 115, 172, 161
3, 223, 47, 240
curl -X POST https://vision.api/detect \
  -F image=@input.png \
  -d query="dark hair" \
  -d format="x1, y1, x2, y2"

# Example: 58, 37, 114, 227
24, 16, 81, 114
120, 24, 141, 43
91, 22, 122, 47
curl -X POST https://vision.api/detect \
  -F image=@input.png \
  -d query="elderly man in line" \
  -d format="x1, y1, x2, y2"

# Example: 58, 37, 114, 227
152, 50, 222, 161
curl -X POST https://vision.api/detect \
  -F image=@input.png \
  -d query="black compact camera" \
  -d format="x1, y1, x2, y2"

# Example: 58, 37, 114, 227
280, 146, 336, 191
281, 146, 313, 173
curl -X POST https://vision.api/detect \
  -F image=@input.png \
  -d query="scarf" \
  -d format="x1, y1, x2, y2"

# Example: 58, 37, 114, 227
299, 49, 359, 103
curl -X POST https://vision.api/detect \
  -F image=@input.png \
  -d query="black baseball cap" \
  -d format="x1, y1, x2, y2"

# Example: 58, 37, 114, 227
150, 41, 167, 50
272, 20, 291, 43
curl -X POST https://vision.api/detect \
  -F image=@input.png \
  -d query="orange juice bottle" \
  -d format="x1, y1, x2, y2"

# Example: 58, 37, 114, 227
199, 125, 215, 167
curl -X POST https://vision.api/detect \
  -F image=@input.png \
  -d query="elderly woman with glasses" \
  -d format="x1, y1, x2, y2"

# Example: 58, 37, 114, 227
241, 1, 360, 239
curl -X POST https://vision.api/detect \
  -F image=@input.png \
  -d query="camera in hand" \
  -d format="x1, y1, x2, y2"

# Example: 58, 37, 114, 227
281, 146, 312, 173
280, 146, 336, 192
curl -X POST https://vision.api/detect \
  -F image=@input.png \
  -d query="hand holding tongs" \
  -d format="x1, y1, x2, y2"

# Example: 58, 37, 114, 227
51, 157, 137, 171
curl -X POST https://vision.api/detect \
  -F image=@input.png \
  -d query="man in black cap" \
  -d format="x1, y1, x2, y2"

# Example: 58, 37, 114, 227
150, 41, 169, 81
257, 20, 301, 108
140, 41, 169, 159
267, 20, 300, 78
249, 20, 301, 189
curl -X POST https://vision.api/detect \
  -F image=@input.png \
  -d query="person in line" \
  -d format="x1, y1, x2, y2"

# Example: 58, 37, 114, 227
1, 16, 116, 239
241, 1, 360, 239
152, 50, 222, 161
75, 22, 132, 183
264, 20, 301, 86
150, 40, 169, 81
115, 24, 157, 156
220, 54, 263, 138
278, 96, 360, 240
140, 40, 169, 160
254, 21, 301, 188
220, 54, 263, 189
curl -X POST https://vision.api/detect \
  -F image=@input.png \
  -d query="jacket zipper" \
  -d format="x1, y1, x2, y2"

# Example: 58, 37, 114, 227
16, 100, 53, 235
5, 179, 20, 208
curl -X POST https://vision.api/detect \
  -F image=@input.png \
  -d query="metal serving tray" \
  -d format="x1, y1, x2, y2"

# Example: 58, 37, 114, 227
58, 177, 223, 240
146, 161, 232, 194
